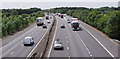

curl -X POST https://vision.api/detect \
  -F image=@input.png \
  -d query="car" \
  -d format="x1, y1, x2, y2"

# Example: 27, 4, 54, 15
61, 24, 65, 28
36, 17, 44, 26
67, 21, 71, 23
54, 39, 63, 50
47, 20, 50, 23
50, 16, 52, 19
43, 24, 47, 28
23, 37, 34, 46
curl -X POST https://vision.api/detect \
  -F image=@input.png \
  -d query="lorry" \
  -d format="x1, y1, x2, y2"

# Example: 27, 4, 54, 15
60, 14, 64, 18
36, 17, 44, 26
71, 18, 79, 31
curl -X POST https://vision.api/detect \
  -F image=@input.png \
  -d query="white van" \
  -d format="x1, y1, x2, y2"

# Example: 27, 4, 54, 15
23, 37, 34, 46
36, 17, 44, 26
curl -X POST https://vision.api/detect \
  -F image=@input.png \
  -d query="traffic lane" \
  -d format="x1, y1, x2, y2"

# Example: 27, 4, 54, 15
2, 23, 37, 47
50, 16, 69, 57
2, 19, 52, 57
7, 18, 53, 57
6, 27, 47, 57
6, 27, 46, 57
77, 29, 111, 57
79, 20, 118, 57
2, 26, 38, 57
63, 19, 90, 57
67, 16, 118, 57
65, 16, 112, 57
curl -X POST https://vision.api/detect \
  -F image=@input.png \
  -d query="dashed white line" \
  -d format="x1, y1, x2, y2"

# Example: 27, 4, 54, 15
68, 56, 70, 59
80, 24, 115, 58
66, 36, 68, 38
67, 47, 69, 50
75, 32, 92, 57
67, 41, 68, 43
10, 52, 14, 55
21, 44, 23, 46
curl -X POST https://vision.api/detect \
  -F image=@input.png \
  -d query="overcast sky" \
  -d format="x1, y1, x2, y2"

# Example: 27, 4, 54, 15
0, 0, 119, 9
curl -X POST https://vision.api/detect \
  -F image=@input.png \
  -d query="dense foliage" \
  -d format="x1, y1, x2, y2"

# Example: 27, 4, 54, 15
1, 8, 44, 37
48, 7, 120, 40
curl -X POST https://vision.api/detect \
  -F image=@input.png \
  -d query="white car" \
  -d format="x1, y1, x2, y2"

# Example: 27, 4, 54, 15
23, 37, 34, 46
47, 20, 50, 23
54, 39, 63, 50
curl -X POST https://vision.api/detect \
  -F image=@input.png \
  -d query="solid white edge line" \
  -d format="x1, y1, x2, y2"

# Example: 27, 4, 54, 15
80, 24, 116, 58
26, 20, 52, 58
47, 16, 58, 57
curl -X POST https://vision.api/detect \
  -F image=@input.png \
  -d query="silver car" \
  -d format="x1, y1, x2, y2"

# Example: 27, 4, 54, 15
23, 37, 34, 46
54, 39, 63, 50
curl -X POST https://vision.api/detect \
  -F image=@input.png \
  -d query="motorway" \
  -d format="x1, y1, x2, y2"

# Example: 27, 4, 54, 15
1, 16, 53, 58
48, 15, 118, 58
0, 14, 118, 59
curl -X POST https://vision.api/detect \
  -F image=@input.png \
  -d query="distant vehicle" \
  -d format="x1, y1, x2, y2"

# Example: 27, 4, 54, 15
54, 39, 63, 50
63, 14, 66, 17
36, 17, 44, 26
23, 37, 34, 46
50, 16, 52, 19
67, 19, 71, 23
60, 14, 64, 18
61, 24, 65, 28
46, 16, 49, 20
42, 24, 47, 28
47, 20, 50, 23
58, 13, 61, 17
71, 21, 79, 31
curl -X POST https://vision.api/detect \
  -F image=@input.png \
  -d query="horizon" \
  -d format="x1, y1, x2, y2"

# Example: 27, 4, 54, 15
0, 2, 119, 10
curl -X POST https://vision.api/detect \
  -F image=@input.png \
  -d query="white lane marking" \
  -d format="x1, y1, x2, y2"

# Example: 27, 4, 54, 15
76, 32, 92, 57
67, 47, 69, 50
21, 44, 23, 46
40, 53, 43, 57
27, 24, 50, 58
67, 41, 68, 43
80, 24, 115, 58
66, 36, 67, 38
90, 54, 92, 57
47, 16, 58, 57
1, 26, 37, 49
10, 52, 14, 55
68, 56, 70, 59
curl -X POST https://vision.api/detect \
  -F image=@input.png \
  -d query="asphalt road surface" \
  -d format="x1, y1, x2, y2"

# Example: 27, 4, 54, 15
48, 15, 118, 59
1, 16, 53, 58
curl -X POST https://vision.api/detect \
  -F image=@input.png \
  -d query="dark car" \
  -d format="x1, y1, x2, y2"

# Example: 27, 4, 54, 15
61, 24, 65, 28
43, 24, 47, 28
67, 19, 71, 23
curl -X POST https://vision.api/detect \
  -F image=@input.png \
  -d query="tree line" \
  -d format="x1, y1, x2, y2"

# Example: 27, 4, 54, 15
48, 7, 120, 40
1, 8, 44, 37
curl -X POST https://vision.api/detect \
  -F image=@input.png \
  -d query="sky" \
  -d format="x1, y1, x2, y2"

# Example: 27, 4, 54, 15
0, 0, 120, 9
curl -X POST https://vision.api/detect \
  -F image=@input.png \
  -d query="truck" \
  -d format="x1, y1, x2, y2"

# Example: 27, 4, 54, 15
36, 17, 44, 26
71, 18, 79, 31
60, 14, 64, 18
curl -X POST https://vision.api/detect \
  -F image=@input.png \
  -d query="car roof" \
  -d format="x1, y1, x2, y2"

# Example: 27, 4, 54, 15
25, 37, 32, 39
37, 17, 43, 19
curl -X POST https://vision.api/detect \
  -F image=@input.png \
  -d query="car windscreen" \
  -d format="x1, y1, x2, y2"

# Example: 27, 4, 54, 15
55, 41, 61, 44
24, 38, 30, 42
